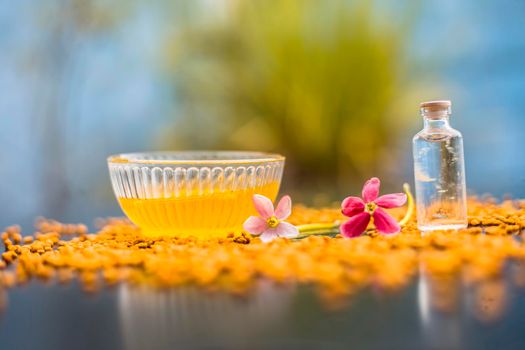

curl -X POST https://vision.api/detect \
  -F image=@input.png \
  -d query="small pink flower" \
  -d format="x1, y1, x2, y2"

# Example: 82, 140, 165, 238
340, 177, 407, 238
243, 194, 299, 242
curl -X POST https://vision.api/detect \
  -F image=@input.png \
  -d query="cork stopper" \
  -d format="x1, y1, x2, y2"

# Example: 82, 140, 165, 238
420, 100, 451, 117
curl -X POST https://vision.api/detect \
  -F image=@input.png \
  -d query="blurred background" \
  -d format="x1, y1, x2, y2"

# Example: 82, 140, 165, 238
1, 0, 524, 229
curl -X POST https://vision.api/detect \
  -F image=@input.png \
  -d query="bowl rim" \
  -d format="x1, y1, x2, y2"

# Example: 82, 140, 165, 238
107, 151, 285, 165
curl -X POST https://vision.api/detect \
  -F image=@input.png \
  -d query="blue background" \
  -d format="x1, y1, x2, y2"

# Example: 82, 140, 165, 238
1, 0, 524, 229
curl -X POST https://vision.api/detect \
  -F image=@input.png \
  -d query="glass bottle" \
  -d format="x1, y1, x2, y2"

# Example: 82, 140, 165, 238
412, 100, 467, 231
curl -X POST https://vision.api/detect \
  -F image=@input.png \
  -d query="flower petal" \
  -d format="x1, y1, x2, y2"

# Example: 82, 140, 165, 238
372, 207, 400, 234
252, 194, 275, 219
243, 216, 268, 235
274, 221, 299, 239
340, 212, 370, 238
362, 177, 381, 202
274, 195, 292, 220
259, 228, 279, 243
341, 196, 365, 217
375, 193, 407, 209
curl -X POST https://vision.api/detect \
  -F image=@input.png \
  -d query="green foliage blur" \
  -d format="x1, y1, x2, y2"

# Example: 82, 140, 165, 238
162, 0, 420, 202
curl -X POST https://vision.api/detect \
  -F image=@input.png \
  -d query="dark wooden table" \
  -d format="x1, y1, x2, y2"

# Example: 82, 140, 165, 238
1, 273, 525, 350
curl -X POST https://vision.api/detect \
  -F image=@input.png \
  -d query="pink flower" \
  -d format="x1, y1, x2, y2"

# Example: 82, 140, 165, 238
340, 177, 407, 238
243, 194, 299, 242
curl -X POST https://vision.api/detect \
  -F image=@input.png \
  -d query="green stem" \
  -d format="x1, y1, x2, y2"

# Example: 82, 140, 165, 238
297, 222, 340, 233
294, 222, 341, 239
399, 183, 415, 226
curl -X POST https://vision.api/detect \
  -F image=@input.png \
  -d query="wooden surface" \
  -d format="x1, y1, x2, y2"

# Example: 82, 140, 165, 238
1, 275, 525, 350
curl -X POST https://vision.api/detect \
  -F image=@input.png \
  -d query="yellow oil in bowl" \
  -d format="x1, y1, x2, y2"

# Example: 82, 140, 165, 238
117, 182, 279, 237
108, 151, 285, 238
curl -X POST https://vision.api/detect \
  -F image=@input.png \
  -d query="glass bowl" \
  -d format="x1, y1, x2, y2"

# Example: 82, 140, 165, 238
108, 151, 285, 237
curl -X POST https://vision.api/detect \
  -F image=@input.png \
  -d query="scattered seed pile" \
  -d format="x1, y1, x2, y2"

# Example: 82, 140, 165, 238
1, 198, 525, 306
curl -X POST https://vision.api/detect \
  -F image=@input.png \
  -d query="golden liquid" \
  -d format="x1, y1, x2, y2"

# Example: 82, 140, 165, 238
118, 182, 280, 238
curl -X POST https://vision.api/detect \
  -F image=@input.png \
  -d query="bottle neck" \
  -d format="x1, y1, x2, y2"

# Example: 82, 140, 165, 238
423, 115, 450, 130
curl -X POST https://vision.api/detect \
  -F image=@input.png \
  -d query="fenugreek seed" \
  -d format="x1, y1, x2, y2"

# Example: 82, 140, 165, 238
0, 199, 522, 308
11, 233, 22, 244
6, 225, 21, 234
1, 252, 15, 263
469, 218, 481, 226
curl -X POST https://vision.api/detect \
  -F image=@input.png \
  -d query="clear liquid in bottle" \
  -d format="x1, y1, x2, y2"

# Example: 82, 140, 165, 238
412, 100, 467, 231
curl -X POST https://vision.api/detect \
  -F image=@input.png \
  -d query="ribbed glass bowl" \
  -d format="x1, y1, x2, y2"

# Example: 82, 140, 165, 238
108, 151, 285, 237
